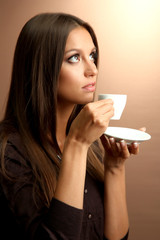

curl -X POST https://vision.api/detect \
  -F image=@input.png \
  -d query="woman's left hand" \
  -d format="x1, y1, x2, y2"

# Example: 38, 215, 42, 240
100, 127, 146, 171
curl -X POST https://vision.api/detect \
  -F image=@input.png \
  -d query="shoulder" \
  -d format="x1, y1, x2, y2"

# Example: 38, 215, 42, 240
0, 122, 27, 161
4, 132, 27, 162
1, 132, 30, 176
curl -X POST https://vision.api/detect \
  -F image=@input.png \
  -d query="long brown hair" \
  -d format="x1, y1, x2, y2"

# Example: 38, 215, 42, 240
0, 13, 104, 207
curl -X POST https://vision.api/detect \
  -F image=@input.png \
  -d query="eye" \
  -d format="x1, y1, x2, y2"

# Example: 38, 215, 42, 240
68, 54, 80, 63
89, 51, 97, 63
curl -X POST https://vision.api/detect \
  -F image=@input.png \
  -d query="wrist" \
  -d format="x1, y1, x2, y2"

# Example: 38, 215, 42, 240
66, 131, 90, 149
104, 163, 125, 175
63, 134, 89, 160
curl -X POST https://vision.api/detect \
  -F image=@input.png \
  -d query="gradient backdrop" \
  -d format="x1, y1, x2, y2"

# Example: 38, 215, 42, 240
0, 0, 160, 239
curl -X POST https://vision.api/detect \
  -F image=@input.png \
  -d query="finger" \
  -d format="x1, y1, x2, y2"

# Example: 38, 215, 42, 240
88, 107, 114, 128
96, 104, 114, 118
94, 101, 114, 115
97, 98, 114, 105
84, 101, 114, 122
109, 138, 121, 157
100, 134, 110, 150
89, 99, 114, 109
139, 127, 146, 132
94, 109, 114, 125
119, 140, 130, 159
128, 142, 139, 155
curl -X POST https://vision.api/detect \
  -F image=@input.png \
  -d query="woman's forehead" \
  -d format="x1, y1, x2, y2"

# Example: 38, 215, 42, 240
64, 27, 95, 52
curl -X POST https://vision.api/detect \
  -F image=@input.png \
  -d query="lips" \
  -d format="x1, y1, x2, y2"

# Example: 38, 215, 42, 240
82, 82, 96, 92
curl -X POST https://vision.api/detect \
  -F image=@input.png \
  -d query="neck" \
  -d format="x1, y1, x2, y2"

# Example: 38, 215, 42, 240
56, 102, 75, 153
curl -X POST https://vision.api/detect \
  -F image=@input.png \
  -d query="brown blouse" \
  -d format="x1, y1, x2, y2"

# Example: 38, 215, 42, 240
0, 134, 128, 240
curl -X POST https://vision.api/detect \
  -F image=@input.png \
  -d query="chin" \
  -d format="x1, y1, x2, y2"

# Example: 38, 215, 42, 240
80, 94, 94, 104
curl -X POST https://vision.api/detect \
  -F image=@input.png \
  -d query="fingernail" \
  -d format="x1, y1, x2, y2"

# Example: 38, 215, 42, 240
109, 138, 115, 143
133, 142, 138, 148
120, 139, 126, 147
141, 127, 146, 132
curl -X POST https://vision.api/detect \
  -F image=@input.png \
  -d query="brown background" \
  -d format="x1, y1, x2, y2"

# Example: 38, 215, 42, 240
0, 0, 160, 239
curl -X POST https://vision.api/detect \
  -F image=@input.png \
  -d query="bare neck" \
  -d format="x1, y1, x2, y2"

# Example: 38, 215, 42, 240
56, 102, 75, 153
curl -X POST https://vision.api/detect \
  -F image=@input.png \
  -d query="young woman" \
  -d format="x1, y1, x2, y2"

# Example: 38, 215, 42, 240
0, 13, 141, 240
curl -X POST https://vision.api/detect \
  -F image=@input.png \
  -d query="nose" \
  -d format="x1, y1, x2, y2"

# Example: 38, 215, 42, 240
84, 60, 98, 78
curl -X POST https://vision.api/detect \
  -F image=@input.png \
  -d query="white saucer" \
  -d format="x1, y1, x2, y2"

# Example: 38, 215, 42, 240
104, 127, 151, 144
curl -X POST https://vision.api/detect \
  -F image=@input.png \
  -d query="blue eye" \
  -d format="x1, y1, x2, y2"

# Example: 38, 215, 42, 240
89, 51, 97, 62
68, 54, 80, 63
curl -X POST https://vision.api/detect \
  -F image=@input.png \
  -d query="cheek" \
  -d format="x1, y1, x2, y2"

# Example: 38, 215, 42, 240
57, 70, 79, 99
59, 71, 72, 86
58, 73, 72, 93
58, 67, 81, 90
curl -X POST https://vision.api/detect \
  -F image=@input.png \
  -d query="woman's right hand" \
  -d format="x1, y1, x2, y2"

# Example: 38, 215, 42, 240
68, 99, 114, 146
56, 99, 113, 209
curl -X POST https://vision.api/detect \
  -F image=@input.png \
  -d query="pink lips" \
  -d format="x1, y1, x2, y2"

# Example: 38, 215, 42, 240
82, 82, 96, 92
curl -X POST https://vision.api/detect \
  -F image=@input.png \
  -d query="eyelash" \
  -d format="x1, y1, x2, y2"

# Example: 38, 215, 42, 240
67, 51, 97, 63
89, 51, 97, 62
68, 54, 80, 63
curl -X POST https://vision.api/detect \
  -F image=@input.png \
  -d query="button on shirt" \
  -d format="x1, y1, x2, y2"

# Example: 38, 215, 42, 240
88, 214, 92, 219
84, 188, 88, 194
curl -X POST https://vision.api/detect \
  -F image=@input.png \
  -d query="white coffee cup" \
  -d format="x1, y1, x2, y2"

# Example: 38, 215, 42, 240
98, 94, 127, 120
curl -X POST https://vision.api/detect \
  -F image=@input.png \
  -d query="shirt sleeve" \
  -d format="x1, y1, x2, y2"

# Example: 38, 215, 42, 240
0, 137, 83, 240
103, 230, 129, 240
38, 198, 83, 239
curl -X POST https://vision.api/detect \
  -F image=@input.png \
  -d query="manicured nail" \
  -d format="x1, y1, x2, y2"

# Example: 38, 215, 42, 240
109, 138, 115, 144
133, 142, 138, 148
120, 140, 126, 147
141, 127, 146, 132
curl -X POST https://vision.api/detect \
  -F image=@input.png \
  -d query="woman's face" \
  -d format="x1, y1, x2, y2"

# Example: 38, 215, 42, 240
57, 27, 98, 106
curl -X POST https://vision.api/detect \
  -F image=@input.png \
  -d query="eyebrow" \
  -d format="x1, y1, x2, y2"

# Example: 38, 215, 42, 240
64, 47, 97, 55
